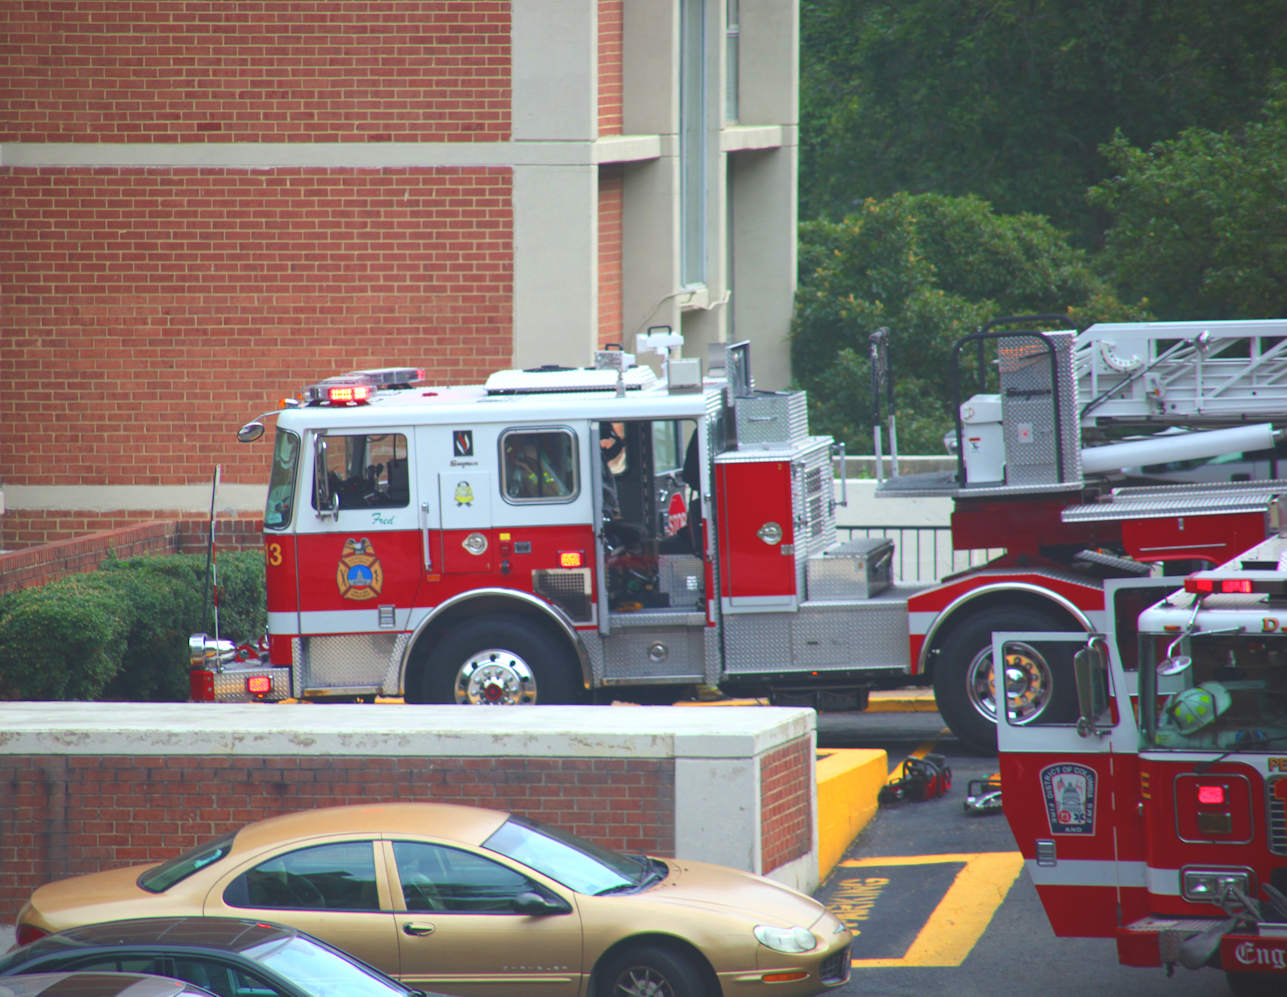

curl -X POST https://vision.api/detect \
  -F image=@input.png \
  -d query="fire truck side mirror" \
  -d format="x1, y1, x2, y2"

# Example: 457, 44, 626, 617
1073, 636, 1111, 739
237, 422, 266, 443
314, 435, 339, 520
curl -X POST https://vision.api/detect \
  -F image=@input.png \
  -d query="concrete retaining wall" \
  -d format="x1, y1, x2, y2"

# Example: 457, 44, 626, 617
0, 703, 818, 922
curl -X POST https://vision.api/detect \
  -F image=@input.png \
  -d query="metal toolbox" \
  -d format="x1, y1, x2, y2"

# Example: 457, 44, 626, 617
734, 390, 809, 450
806, 537, 894, 601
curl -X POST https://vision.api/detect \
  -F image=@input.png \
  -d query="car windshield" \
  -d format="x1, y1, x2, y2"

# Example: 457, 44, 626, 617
1140, 632, 1287, 750
483, 815, 647, 895
138, 833, 237, 893
244, 936, 411, 997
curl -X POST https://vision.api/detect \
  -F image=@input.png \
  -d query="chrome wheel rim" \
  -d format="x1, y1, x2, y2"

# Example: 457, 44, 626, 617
455, 649, 537, 705
965, 640, 1053, 725
611, 967, 674, 997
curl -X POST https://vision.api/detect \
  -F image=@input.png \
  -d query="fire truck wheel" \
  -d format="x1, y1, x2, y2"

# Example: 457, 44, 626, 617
422, 617, 581, 706
933, 606, 1078, 753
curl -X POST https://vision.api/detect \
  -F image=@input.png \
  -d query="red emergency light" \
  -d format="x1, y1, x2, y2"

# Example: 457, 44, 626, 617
247, 675, 273, 696
1197, 785, 1226, 805
559, 550, 585, 568
1184, 576, 1285, 595
325, 384, 372, 404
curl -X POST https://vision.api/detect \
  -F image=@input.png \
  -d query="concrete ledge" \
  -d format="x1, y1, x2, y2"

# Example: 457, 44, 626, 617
816, 748, 887, 880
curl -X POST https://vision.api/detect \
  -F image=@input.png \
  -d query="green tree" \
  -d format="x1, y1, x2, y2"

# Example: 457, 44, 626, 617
801, 0, 1287, 247
1088, 82, 1287, 320
792, 192, 1147, 454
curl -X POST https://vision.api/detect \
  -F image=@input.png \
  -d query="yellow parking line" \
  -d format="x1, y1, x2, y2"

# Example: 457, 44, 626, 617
837, 852, 1024, 968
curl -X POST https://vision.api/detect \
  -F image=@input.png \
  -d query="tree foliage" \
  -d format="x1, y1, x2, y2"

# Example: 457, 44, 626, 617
792, 192, 1148, 453
801, 0, 1287, 247
1088, 82, 1287, 320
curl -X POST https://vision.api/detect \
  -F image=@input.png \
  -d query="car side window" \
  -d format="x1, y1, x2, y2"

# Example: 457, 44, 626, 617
67, 956, 162, 975
224, 840, 381, 912
392, 840, 535, 914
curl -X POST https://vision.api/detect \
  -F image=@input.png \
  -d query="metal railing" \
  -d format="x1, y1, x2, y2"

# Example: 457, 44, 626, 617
837, 525, 1001, 583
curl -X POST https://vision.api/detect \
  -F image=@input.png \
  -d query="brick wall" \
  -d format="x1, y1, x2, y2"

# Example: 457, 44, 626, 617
597, 0, 624, 137
0, 167, 514, 496
0, 518, 263, 592
0, 753, 676, 922
598, 165, 624, 348
760, 737, 813, 874
0, 1, 511, 143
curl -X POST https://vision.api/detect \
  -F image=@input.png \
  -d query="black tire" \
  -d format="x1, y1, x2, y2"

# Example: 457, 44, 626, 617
932, 605, 1079, 754
1227, 972, 1282, 997
420, 616, 581, 705
599, 945, 705, 997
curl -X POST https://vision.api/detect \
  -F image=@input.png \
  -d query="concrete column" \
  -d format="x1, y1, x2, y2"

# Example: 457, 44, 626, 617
512, 0, 598, 141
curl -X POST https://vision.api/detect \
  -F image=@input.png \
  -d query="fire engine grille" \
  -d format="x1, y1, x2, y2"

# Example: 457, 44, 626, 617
532, 568, 593, 623
1268, 775, 1287, 855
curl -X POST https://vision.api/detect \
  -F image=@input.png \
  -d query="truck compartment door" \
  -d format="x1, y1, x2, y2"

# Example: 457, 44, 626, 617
716, 457, 797, 612
438, 471, 494, 573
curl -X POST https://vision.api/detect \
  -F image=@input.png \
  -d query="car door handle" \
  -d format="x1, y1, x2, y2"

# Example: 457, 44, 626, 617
403, 922, 436, 936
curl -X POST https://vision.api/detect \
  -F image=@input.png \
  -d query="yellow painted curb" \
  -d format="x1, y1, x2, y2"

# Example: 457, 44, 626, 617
815, 748, 888, 880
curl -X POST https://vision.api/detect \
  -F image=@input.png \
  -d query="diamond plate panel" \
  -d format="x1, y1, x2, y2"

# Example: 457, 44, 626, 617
790, 603, 909, 669
659, 554, 705, 610
999, 330, 1080, 487
603, 626, 704, 680
722, 615, 793, 673
807, 538, 894, 600
704, 623, 722, 685
300, 633, 400, 691
735, 391, 809, 449
584, 632, 606, 686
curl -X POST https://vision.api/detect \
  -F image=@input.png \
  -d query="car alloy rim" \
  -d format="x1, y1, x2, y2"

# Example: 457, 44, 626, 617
455, 649, 538, 705
611, 967, 674, 997
965, 640, 1052, 725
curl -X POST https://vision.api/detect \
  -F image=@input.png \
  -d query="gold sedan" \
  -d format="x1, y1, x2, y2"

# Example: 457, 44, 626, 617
15, 803, 851, 997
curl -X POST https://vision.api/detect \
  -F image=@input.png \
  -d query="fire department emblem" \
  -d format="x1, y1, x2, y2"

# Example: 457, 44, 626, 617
454, 480, 474, 507
1040, 763, 1097, 835
336, 538, 384, 601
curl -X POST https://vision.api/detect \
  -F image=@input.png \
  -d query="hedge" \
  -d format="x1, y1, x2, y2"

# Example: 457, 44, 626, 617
0, 550, 266, 702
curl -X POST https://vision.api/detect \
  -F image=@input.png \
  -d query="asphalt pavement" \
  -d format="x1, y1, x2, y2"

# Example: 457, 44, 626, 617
815, 708, 1232, 996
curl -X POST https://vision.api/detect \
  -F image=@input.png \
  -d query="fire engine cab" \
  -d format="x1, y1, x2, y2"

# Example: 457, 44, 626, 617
192, 338, 895, 713
997, 518, 1287, 994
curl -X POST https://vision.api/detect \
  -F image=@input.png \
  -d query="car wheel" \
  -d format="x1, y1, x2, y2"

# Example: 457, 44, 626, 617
421, 616, 581, 705
600, 945, 705, 997
933, 606, 1079, 754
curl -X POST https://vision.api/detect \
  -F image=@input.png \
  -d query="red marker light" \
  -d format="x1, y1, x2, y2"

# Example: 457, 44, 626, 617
559, 551, 584, 568
327, 384, 372, 404
1221, 579, 1253, 593
1185, 578, 1215, 593
1197, 785, 1226, 805
247, 676, 273, 695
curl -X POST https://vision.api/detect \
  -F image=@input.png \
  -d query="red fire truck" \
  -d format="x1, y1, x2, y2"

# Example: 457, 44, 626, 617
190, 319, 1287, 753
997, 521, 1287, 995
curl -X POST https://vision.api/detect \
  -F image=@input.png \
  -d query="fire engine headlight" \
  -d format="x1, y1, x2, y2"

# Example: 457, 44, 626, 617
753, 925, 817, 953
1182, 869, 1251, 902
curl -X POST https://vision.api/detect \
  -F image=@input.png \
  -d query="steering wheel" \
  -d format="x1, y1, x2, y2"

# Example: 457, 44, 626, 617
286, 873, 325, 908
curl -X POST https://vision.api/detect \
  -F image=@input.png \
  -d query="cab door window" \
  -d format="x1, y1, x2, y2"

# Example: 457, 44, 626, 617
224, 841, 380, 911
500, 428, 579, 502
391, 840, 536, 913
311, 434, 410, 511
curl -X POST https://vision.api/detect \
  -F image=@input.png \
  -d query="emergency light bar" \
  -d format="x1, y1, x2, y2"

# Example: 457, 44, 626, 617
301, 367, 425, 406
1185, 575, 1287, 596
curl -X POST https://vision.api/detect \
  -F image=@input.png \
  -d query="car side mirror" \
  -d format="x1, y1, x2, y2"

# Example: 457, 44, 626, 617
1074, 636, 1111, 739
512, 890, 571, 916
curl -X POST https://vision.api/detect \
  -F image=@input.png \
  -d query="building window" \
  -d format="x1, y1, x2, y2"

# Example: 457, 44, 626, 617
725, 0, 739, 123
680, 0, 707, 288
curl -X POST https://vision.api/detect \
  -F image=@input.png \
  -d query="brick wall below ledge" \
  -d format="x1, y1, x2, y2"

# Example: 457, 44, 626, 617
0, 518, 263, 594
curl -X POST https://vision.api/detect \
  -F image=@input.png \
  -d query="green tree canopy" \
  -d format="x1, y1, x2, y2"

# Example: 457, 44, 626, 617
801, 0, 1287, 247
792, 192, 1147, 454
1088, 82, 1287, 320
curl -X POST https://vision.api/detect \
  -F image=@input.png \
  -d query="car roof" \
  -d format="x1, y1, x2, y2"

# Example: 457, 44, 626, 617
23, 919, 294, 955
0, 972, 209, 997
230, 803, 511, 852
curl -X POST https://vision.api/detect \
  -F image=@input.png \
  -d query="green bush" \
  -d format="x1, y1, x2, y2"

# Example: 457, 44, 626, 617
0, 549, 266, 702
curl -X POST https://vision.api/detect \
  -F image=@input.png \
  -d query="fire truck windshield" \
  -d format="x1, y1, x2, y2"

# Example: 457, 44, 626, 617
265, 428, 301, 529
1140, 632, 1287, 751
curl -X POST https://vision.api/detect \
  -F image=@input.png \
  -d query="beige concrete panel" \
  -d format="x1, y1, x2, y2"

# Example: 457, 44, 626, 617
621, 156, 684, 352
737, 0, 799, 126
513, 164, 599, 368
623, 0, 680, 137
730, 146, 796, 389
512, 0, 597, 141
